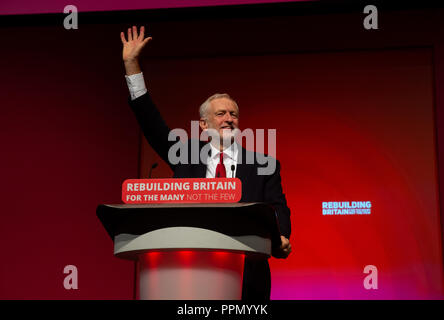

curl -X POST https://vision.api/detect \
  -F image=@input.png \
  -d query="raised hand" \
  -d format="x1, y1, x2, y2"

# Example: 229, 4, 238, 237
120, 26, 152, 75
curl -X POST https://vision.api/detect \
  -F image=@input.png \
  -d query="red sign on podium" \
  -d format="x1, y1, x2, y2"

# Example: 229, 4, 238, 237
122, 178, 242, 204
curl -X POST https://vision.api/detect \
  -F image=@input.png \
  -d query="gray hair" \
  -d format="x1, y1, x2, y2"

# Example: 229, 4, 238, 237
199, 93, 239, 119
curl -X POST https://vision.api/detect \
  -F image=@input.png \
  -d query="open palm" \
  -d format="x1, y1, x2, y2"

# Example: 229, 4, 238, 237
120, 26, 152, 62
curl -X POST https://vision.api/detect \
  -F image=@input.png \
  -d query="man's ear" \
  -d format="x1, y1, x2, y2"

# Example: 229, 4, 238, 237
199, 118, 208, 131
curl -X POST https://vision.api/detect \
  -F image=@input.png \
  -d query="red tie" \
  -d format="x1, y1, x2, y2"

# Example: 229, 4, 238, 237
215, 152, 226, 178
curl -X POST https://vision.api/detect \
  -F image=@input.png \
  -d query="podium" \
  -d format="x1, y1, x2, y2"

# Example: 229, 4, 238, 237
96, 202, 282, 300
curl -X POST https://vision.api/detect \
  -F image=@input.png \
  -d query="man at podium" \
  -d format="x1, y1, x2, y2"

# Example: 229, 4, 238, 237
120, 26, 292, 300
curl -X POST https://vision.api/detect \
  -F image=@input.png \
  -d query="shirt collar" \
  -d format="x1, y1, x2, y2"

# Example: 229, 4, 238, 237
209, 142, 238, 163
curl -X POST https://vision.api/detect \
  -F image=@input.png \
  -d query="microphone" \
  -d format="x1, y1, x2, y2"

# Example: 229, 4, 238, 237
231, 165, 235, 178
148, 162, 158, 178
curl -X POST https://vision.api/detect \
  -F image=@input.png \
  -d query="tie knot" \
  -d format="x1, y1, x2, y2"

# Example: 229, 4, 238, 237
219, 152, 224, 163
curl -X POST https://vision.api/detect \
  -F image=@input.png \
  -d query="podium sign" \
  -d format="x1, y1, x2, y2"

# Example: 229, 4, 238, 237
122, 178, 242, 204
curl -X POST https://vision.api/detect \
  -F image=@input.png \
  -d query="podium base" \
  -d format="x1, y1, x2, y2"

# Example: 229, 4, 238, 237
138, 250, 245, 300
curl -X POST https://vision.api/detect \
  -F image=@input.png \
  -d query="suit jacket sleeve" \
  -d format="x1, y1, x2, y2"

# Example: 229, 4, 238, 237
263, 159, 291, 239
128, 92, 176, 171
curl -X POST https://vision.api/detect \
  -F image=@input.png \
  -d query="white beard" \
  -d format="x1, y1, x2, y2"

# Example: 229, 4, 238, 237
205, 127, 240, 150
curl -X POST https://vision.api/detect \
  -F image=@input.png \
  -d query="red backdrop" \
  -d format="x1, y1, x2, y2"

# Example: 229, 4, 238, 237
141, 48, 443, 299
1, 4, 444, 299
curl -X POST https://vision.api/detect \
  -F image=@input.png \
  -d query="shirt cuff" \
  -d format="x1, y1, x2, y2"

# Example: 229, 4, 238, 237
125, 72, 148, 100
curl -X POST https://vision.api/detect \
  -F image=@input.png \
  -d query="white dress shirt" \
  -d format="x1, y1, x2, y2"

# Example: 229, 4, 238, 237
125, 72, 148, 100
206, 142, 238, 178
126, 72, 238, 178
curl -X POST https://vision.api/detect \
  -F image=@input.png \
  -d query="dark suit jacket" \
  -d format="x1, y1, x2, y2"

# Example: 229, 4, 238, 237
129, 92, 291, 299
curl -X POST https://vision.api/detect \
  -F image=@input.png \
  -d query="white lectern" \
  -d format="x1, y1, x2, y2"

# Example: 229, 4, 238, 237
96, 203, 282, 300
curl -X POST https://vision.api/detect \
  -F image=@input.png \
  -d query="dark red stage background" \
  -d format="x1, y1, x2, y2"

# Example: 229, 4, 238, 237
141, 48, 443, 299
0, 0, 310, 15
1, 3, 444, 299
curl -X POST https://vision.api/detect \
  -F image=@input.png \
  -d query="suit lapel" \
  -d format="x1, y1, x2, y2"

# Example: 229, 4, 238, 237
235, 146, 254, 181
193, 140, 210, 178
194, 162, 207, 178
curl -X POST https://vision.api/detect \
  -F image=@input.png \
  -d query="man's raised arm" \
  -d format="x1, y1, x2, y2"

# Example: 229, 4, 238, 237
120, 26, 177, 171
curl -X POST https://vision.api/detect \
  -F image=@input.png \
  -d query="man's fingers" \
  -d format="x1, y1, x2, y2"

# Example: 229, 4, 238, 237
138, 26, 145, 40
142, 36, 152, 47
279, 236, 292, 256
127, 28, 133, 42
125, 26, 151, 44
283, 244, 291, 257
120, 32, 127, 44
280, 237, 289, 248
